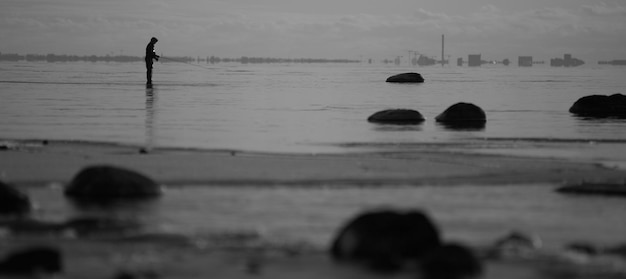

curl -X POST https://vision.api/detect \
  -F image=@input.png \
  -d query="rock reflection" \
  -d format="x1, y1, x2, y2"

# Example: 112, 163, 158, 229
435, 121, 486, 131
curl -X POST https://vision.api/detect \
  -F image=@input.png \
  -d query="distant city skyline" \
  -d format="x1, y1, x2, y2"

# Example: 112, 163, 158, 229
1, 0, 625, 62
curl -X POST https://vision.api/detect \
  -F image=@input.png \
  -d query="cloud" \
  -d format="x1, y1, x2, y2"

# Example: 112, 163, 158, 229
413, 8, 450, 21
1, 1, 625, 60
581, 3, 626, 16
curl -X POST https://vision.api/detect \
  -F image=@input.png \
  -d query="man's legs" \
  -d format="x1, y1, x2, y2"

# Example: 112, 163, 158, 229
146, 61, 153, 85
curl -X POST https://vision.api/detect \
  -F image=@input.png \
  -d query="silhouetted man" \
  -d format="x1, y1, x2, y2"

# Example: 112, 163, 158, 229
145, 37, 160, 85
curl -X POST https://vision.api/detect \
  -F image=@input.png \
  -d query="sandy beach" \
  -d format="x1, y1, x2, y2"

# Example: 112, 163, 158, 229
1, 139, 626, 279
2, 139, 626, 187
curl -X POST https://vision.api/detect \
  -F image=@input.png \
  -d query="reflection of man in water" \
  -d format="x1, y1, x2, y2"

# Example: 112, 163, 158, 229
145, 37, 160, 85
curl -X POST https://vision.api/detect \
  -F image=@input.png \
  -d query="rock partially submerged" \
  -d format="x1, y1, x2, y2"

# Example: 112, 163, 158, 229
569, 93, 626, 118
435, 103, 486, 123
435, 102, 486, 130
556, 182, 626, 197
0, 180, 31, 216
367, 109, 425, 124
64, 165, 162, 201
386, 73, 425, 83
330, 209, 441, 271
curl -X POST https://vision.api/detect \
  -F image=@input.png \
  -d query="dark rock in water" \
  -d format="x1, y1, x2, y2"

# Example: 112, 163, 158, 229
565, 242, 600, 256
0, 180, 31, 216
367, 109, 425, 124
62, 216, 141, 237
569, 93, 626, 118
0, 219, 63, 235
0, 216, 140, 238
435, 103, 486, 124
330, 209, 441, 271
386, 73, 425, 83
420, 243, 483, 279
64, 165, 161, 201
606, 244, 626, 258
0, 247, 62, 275
556, 182, 626, 197
488, 231, 542, 259
113, 269, 159, 279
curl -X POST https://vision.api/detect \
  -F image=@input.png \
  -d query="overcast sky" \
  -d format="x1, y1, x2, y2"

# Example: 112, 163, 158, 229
1, 0, 625, 61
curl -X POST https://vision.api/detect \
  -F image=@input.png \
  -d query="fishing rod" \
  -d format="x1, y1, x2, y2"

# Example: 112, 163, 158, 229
159, 56, 215, 70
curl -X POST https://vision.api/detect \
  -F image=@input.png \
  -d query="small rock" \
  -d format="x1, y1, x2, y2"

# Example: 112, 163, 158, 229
62, 216, 141, 237
565, 242, 599, 256
605, 244, 626, 258
0, 180, 31, 216
489, 231, 542, 259
113, 269, 159, 279
556, 182, 626, 197
386, 73, 425, 83
367, 109, 425, 124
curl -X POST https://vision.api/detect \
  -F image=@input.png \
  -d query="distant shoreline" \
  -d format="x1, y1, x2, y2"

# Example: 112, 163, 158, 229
0, 53, 360, 64
2, 53, 624, 65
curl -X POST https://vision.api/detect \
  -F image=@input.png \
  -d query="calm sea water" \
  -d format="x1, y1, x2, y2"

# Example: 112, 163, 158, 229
1, 61, 626, 157
3, 61, 626, 258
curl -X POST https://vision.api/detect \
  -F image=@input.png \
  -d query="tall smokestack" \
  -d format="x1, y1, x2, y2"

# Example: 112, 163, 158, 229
441, 34, 444, 67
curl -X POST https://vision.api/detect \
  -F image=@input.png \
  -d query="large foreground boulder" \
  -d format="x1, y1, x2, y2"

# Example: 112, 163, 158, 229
0, 247, 62, 275
0, 180, 31, 216
64, 165, 161, 201
367, 109, 425, 124
386, 73, 425, 83
420, 243, 483, 279
569, 93, 626, 118
330, 209, 441, 271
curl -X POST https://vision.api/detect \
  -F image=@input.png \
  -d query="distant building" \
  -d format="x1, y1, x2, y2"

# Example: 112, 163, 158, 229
551, 54, 584, 67
599, 60, 626, 65
564, 54, 572, 67
468, 54, 481, 67
457, 57, 463, 66
417, 55, 436, 66
550, 58, 564, 67
518, 56, 533, 67
394, 56, 401, 65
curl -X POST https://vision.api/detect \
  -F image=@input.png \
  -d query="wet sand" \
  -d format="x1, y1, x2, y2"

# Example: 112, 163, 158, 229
1, 139, 626, 278
2, 139, 625, 187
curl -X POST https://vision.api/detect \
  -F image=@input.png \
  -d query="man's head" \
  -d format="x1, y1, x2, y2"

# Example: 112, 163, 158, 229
150, 37, 158, 44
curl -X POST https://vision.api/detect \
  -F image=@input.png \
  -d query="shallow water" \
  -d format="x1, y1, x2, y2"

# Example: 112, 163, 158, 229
1, 62, 626, 158
2, 61, 626, 266
26, 184, 626, 251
